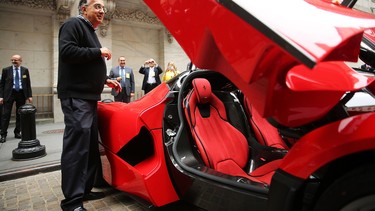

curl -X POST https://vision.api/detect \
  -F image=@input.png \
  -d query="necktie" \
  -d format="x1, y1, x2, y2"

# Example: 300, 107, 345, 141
15, 67, 20, 91
121, 67, 125, 79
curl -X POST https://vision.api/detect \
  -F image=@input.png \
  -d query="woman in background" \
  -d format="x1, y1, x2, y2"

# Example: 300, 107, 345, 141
162, 61, 179, 82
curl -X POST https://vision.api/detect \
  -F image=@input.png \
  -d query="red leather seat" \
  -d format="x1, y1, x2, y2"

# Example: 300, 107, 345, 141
243, 97, 289, 150
183, 78, 281, 185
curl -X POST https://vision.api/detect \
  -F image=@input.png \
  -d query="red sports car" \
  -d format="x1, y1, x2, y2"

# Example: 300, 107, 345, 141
97, 0, 375, 210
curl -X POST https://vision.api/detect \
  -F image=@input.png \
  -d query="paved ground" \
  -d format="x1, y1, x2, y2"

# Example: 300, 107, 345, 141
0, 170, 149, 211
0, 122, 64, 182
0, 122, 201, 211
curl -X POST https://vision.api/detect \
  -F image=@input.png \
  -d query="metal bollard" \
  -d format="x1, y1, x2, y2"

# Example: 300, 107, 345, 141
12, 104, 46, 160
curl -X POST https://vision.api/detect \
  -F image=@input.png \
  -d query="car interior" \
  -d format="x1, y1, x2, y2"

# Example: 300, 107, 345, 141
183, 77, 285, 185
163, 70, 289, 189
163, 64, 375, 191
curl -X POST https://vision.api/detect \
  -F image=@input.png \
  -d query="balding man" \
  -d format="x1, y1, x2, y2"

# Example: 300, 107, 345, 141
0, 54, 33, 143
58, 0, 121, 210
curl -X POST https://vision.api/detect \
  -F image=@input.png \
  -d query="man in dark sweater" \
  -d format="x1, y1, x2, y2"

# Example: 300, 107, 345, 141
57, 0, 120, 210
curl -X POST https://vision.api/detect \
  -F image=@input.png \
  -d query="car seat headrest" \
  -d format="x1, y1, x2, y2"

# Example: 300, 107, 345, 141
192, 78, 212, 104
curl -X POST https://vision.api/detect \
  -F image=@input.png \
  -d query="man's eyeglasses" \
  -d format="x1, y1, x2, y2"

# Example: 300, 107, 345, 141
88, 3, 107, 13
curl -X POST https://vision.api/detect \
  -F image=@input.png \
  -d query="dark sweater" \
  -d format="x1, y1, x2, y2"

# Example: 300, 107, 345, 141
57, 16, 106, 101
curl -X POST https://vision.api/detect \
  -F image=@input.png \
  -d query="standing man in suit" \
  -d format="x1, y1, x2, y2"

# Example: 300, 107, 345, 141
139, 58, 163, 94
109, 56, 135, 103
0, 55, 33, 143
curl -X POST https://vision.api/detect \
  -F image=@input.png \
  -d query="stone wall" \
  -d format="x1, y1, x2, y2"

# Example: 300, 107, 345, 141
0, 0, 189, 122
0, 6, 54, 95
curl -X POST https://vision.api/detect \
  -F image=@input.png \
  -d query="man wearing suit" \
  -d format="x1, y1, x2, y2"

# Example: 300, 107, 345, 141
0, 55, 33, 143
108, 56, 135, 103
139, 58, 163, 94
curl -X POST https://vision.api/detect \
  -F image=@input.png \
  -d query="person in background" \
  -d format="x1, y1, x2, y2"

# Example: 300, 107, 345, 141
162, 61, 179, 82
361, 63, 375, 72
109, 56, 135, 103
139, 58, 163, 94
0, 54, 33, 143
57, 0, 121, 210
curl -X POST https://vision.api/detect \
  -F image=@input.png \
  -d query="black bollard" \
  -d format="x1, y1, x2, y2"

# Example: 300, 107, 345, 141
12, 104, 46, 160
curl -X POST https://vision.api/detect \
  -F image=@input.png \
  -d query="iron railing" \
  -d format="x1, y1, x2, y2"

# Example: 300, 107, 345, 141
10, 91, 144, 121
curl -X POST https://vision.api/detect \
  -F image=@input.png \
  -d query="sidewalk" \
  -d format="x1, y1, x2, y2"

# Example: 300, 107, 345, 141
0, 122, 203, 210
0, 121, 64, 182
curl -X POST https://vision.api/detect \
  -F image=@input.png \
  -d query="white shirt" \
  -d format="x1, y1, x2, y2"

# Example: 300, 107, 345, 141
147, 67, 156, 84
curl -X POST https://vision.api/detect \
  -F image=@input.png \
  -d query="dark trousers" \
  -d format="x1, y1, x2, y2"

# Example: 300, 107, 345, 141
144, 83, 158, 94
60, 98, 100, 211
1, 90, 26, 136
114, 90, 131, 103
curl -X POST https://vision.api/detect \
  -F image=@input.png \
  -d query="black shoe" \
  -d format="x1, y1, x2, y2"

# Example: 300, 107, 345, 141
83, 191, 105, 201
14, 133, 21, 139
73, 206, 87, 211
0, 136, 6, 143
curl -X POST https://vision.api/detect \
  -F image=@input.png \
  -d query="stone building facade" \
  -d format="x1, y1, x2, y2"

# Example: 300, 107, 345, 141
0, 0, 374, 123
0, 0, 189, 122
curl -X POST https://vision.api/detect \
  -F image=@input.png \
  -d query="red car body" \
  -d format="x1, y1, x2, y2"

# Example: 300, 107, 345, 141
97, 0, 375, 210
97, 85, 179, 206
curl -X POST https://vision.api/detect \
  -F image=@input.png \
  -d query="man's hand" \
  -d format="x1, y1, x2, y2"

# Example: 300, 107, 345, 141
106, 79, 122, 93
100, 47, 112, 60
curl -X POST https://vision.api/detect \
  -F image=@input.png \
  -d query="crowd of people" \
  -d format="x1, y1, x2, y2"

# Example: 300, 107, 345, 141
109, 58, 180, 101
0, 55, 180, 138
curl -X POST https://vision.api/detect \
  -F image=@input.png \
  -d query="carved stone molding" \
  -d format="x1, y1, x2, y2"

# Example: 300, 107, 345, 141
112, 6, 173, 41
99, 18, 111, 37
165, 30, 173, 43
104, 0, 116, 19
0, 0, 55, 10
99, 0, 116, 37
371, 0, 375, 14
114, 8, 161, 25
56, 0, 75, 24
